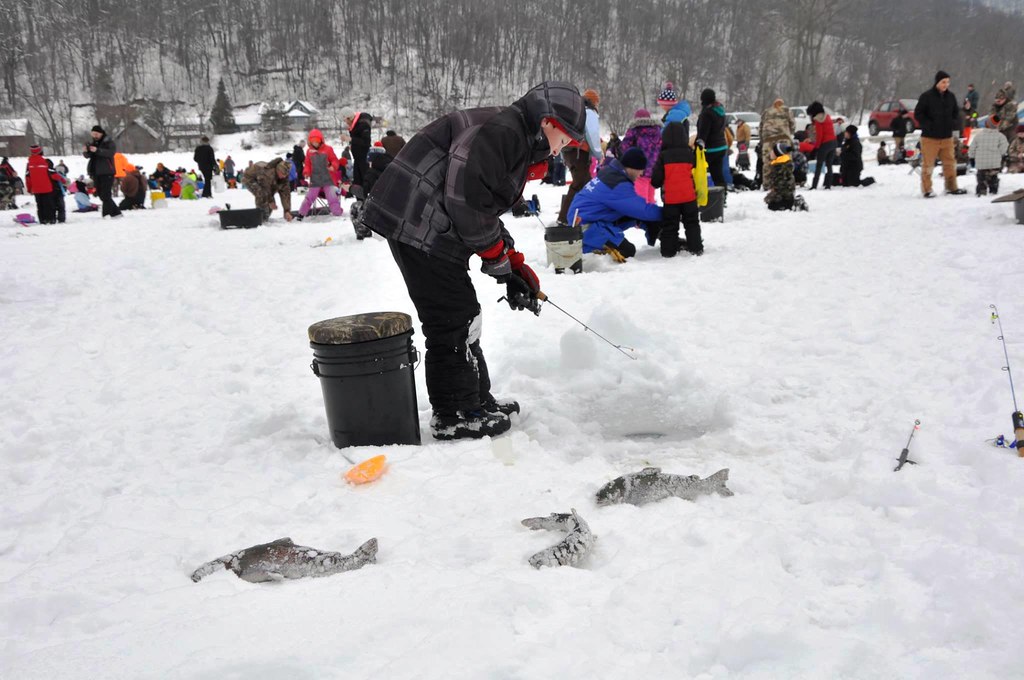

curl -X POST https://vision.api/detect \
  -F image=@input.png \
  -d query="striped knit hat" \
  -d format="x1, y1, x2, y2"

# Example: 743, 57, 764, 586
657, 82, 678, 111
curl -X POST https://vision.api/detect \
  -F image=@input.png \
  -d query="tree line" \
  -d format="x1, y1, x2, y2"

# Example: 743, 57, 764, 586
1, 0, 1021, 153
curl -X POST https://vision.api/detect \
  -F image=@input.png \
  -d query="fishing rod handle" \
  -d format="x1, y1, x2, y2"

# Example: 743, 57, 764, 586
1014, 411, 1024, 457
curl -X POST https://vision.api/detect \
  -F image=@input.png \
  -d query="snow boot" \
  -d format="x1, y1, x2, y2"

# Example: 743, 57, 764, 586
430, 409, 511, 441
482, 398, 520, 416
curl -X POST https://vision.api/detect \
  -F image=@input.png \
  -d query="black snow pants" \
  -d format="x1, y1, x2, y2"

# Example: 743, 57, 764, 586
388, 239, 495, 415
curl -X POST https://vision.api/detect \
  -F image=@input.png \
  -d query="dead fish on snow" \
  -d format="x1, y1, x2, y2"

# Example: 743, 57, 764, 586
595, 467, 733, 506
521, 508, 593, 568
191, 536, 377, 583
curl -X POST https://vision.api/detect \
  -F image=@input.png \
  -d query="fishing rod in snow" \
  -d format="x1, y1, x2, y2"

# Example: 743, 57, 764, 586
894, 419, 921, 472
989, 304, 1024, 456
497, 290, 638, 360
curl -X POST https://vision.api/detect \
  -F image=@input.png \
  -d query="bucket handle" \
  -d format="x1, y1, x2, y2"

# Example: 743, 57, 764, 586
310, 347, 420, 378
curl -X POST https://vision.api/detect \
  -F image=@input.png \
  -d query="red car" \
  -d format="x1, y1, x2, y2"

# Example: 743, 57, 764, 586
868, 99, 919, 136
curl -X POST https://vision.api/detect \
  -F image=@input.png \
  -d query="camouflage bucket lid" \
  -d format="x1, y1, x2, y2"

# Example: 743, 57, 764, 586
308, 312, 413, 345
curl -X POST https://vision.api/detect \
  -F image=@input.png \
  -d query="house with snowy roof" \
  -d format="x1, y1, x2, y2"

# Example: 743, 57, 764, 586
282, 100, 319, 130
0, 119, 36, 156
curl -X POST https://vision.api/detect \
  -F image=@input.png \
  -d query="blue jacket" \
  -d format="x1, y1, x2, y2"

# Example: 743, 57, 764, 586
664, 100, 691, 125
570, 160, 662, 252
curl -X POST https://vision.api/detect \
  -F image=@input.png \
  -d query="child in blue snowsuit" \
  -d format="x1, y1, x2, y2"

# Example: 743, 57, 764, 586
569, 148, 662, 260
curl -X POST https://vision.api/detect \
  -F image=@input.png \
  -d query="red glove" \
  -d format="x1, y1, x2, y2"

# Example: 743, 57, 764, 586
507, 249, 540, 294
478, 240, 512, 280
526, 161, 548, 182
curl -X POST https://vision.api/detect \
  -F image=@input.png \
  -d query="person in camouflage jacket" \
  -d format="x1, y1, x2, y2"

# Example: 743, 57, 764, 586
990, 82, 1018, 144
765, 142, 800, 211
759, 98, 795, 191
1007, 125, 1024, 173
242, 158, 293, 221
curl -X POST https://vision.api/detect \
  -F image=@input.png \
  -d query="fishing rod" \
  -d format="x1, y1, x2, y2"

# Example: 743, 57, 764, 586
894, 419, 920, 472
538, 292, 637, 360
497, 290, 637, 360
989, 304, 1024, 456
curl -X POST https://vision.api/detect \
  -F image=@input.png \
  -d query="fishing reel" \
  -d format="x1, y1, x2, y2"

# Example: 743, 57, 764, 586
498, 292, 542, 316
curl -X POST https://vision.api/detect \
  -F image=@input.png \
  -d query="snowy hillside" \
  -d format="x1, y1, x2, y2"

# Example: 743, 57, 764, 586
2, 149, 1024, 679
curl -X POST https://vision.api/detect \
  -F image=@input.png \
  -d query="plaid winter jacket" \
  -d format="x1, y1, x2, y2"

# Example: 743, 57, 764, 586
969, 128, 1009, 170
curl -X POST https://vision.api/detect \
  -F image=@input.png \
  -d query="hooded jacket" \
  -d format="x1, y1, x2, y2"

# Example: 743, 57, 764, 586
651, 122, 697, 204
620, 116, 663, 177
303, 132, 340, 187
361, 82, 586, 264
569, 160, 663, 226
25, 148, 52, 195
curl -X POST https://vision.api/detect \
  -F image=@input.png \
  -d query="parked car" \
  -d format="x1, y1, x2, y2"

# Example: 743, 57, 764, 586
724, 111, 760, 139
791, 105, 848, 132
976, 101, 1024, 129
867, 99, 919, 136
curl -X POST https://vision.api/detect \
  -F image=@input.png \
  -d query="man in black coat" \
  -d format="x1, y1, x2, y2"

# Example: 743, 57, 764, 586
360, 82, 586, 440
913, 70, 966, 197
83, 124, 121, 217
193, 136, 216, 198
343, 108, 373, 191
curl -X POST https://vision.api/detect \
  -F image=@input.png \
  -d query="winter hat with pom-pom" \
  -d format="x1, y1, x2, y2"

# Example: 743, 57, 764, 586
657, 82, 678, 111
620, 147, 647, 170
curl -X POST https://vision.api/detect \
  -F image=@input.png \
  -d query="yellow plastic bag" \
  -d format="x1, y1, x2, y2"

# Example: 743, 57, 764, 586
692, 146, 709, 207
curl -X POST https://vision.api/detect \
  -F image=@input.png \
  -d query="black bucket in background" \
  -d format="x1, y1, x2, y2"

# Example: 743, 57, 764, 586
700, 186, 725, 223
309, 313, 421, 449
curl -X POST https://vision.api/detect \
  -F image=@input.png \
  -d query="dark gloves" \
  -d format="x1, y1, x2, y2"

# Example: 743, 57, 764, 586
478, 240, 541, 313
505, 249, 541, 313
478, 240, 512, 281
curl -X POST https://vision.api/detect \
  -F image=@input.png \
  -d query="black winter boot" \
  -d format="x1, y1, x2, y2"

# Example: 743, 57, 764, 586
430, 409, 511, 440
482, 398, 520, 416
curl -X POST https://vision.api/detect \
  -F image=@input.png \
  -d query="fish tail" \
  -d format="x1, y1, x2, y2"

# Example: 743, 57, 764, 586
190, 556, 231, 582
708, 468, 734, 496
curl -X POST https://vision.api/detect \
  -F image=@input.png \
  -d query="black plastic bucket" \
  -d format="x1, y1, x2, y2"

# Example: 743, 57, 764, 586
700, 186, 725, 223
309, 313, 421, 448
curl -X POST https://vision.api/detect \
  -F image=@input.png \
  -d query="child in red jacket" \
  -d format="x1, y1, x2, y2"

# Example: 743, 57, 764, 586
25, 145, 57, 224
297, 128, 343, 219
651, 121, 702, 257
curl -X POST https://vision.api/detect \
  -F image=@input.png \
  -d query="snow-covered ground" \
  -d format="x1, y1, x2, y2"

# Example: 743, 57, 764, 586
3, 148, 1024, 679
